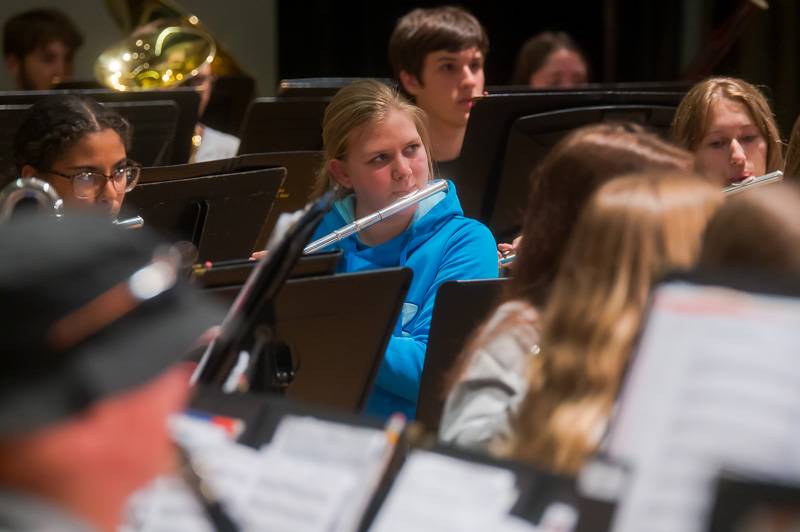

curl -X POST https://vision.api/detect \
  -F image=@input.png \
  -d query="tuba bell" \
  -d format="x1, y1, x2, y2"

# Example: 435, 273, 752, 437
95, 17, 215, 91
103, 0, 245, 77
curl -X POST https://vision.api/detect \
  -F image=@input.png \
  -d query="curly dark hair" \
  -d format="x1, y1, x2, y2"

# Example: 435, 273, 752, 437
13, 95, 131, 173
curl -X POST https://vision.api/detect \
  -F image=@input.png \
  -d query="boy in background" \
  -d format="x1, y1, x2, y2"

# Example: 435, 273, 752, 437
389, 6, 488, 163
3, 8, 83, 90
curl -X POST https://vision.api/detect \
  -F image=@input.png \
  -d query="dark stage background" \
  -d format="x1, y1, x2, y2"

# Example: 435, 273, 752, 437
278, 0, 800, 136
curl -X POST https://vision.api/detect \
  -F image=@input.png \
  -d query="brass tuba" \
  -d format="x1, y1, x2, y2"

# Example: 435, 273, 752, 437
95, 17, 215, 91
100, 0, 245, 84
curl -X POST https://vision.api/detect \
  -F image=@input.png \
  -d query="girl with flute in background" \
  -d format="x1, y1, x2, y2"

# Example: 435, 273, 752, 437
307, 79, 498, 419
511, 31, 589, 89
441, 123, 699, 451
672, 76, 783, 187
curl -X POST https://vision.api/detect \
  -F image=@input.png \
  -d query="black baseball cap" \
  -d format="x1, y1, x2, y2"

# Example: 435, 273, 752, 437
0, 214, 225, 436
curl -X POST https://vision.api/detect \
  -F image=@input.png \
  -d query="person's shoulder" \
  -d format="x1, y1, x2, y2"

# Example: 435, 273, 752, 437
481, 299, 540, 340
467, 299, 541, 370
494, 299, 540, 321
446, 215, 495, 241
453, 299, 540, 387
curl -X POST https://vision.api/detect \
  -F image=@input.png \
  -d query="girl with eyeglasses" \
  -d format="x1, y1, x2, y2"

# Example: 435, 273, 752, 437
13, 94, 140, 219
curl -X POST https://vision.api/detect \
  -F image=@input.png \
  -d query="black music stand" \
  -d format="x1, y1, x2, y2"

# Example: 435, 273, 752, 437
0, 100, 180, 182
0, 88, 199, 165
488, 104, 676, 240
708, 473, 800, 532
415, 278, 508, 432
235, 151, 324, 250
192, 191, 334, 392
237, 97, 329, 154
453, 89, 686, 222
123, 167, 285, 262
137, 150, 324, 252
107, 100, 180, 166
138, 158, 230, 183
206, 268, 412, 412
486, 81, 694, 95
277, 77, 395, 97
192, 251, 342, 289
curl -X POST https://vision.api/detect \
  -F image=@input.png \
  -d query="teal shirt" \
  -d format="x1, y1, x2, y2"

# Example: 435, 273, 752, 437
310, 181, 499, 419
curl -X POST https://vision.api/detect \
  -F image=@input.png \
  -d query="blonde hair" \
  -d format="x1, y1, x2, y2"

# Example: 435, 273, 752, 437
505, 172, 723, 474
312, 79, 434, 199
671, 77, 783, 173
512, 123, 694, 307
446, 124, 695, 394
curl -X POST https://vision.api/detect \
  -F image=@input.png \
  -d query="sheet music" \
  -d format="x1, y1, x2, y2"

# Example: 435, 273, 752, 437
607, 281, 800, 532
122, 413, 392, 532
369, 449, 519, 532
264, 415, 393, 532
486, 515, 540, 532
269, 415, 388, 468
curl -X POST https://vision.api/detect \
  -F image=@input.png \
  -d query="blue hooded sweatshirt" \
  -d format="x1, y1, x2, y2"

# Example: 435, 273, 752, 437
309, 181, 498, 419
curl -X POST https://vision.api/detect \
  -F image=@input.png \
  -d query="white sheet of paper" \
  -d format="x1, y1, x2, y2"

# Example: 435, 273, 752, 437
265, 415, 392, 532
369, 449, 519, 532
608, 282, 800, 532
122, 412, 392, 532
267, 414, 388, 469
486, 515, 541, 532
236, 448, 358, 532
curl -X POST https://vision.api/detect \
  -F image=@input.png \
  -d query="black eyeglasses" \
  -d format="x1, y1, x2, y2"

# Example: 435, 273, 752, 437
46, 160, 141, 200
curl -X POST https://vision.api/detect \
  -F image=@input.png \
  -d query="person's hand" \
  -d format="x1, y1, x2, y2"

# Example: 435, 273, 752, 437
250, 250, 267, 261
497, 242, 514, 258
497, 236, 522, 269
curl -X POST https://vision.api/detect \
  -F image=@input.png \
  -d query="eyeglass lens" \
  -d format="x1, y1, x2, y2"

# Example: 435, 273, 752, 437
72, 167, 140, 199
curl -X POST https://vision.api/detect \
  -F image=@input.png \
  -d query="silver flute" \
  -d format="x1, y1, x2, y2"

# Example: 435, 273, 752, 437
304, 179, 449, 254
723, 170, 783, 196
113, 215, 144, 229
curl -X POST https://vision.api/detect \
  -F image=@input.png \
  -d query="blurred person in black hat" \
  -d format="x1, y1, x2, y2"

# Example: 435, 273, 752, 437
0, 214, 223, 531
